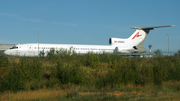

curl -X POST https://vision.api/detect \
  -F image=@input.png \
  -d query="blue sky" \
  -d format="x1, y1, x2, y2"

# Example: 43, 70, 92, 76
0, 0, 179, 54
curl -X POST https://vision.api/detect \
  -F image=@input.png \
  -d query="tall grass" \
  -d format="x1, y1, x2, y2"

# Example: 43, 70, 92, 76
0, 57, 42, 92
1, 81, 180, 101
0, 50, 180, 93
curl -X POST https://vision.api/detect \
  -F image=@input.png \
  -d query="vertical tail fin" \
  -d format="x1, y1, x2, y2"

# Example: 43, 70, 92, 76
128, 29, 148, 47
128, 25, 175, 48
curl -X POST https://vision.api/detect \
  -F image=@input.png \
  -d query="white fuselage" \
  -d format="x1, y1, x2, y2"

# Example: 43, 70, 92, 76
4, 43, 139, 57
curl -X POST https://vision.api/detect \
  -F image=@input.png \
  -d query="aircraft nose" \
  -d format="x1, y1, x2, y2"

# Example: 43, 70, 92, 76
4, 50, 10, 55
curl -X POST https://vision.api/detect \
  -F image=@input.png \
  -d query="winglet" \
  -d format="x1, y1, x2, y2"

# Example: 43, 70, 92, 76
130, 25, 176, 30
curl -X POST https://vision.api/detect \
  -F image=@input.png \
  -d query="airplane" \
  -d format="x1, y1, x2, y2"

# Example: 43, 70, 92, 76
4, 25, 175, 57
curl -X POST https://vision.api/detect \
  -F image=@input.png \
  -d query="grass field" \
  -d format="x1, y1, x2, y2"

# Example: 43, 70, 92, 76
1, 51, 180, 101
1, 81, 180, 101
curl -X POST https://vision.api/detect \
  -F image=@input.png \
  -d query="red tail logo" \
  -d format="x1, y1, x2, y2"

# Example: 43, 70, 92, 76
132, 32, 142, 40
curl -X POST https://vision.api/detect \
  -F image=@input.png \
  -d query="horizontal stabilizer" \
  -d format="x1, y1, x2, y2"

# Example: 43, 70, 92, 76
130, 25, 176, 30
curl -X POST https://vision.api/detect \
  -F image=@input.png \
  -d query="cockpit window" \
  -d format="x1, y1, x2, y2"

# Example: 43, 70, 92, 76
10, 46, 18, 49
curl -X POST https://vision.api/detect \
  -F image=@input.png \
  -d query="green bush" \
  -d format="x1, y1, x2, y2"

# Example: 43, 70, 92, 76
154, 49, 163, 57
172, 58, 180, 81
0, 62, 26, 92
18, 58, 43, 80
46, 48, 56, 62
174, 50, 180, 56
0, 58, 43, 92
56, 61, 86, 85
96, 58, 144, 89
0, 53, 10, 67
39, 49, 45, 57
0, 53, 10, 80
2, 51, 180, 92
153, 59, 163, 85
85, 52, 100, 68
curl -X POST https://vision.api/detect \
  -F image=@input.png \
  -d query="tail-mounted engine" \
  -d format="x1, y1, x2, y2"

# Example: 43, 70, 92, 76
109, 38, 125, 45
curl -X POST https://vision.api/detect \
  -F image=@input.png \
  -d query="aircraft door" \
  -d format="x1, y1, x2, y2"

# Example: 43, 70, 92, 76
28, 45, 33, 52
